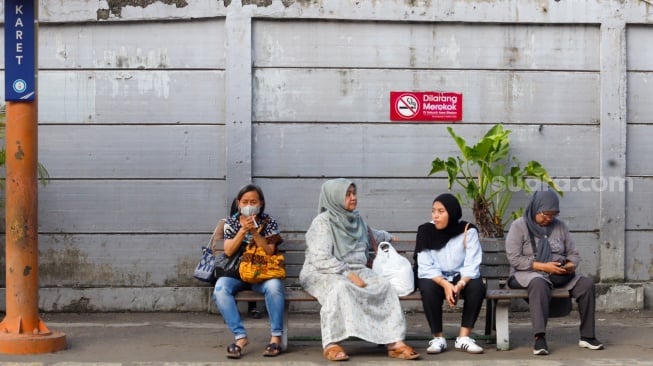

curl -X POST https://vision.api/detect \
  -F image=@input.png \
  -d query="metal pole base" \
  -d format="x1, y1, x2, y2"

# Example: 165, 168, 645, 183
0, 317, 67, 355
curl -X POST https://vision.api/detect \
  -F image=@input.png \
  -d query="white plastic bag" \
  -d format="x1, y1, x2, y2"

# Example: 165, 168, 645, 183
372, 241, 415, 296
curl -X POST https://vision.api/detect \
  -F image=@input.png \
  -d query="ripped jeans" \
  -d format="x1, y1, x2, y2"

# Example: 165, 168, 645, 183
213, 276, 285, 340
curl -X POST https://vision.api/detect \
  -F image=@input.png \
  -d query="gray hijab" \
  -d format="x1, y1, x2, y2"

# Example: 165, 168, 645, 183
523, 190, 560, 263
318, 178, 369, 260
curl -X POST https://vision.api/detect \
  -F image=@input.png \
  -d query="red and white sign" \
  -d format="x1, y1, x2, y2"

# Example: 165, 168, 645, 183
390, 91, 463, 122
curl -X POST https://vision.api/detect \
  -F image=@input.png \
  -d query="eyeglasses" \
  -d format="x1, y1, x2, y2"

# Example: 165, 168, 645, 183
539, 212, 559, 219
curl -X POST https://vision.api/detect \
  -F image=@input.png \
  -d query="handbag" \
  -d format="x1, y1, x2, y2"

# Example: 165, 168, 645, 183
373, 241, 415, 296
193, 219, 242, 283
239, 242, 286, 284
213, 247, 245, 279
193, 246, 218, 283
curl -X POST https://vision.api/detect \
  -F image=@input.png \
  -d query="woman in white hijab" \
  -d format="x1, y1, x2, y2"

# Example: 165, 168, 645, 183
299, 178, 420, 361
505, 190, 603, 356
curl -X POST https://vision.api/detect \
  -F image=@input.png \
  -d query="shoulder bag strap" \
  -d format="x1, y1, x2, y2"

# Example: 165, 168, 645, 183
210, 219, 226, 252
367, 225, 379, 253
528, 231, 538, 260
462, 222, 470, 249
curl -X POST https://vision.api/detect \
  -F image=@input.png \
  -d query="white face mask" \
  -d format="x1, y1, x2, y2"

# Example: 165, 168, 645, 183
240, 205, 260, 217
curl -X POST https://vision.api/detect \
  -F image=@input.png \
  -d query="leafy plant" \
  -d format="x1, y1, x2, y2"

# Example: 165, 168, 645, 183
429, 123, 561, 238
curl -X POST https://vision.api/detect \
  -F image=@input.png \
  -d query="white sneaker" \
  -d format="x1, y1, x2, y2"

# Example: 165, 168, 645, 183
455, 336, 484, 354
426, 336, 447, 354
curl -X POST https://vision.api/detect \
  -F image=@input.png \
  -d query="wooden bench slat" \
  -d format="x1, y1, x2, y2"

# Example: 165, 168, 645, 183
481, 252, 510, 265
486, 288, 570, 300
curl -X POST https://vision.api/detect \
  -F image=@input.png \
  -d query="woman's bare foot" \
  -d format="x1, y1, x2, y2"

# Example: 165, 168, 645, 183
236, 337, 249, 349
387, 340, 408, 350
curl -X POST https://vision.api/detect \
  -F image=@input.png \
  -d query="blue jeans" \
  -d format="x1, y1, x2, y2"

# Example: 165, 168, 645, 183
213, 276, 285, 340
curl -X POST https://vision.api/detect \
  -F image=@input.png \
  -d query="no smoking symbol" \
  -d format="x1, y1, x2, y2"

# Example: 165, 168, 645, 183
395, 93, 419, 119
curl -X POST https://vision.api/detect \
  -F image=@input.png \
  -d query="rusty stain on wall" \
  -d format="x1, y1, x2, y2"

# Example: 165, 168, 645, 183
52, 297, 96, 312
242, 0, 273, 6
229, 0, 324, 8
97, 0, 189, 19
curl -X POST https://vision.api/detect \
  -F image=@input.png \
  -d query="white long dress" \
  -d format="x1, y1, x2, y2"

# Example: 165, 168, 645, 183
299, 212, 407, 347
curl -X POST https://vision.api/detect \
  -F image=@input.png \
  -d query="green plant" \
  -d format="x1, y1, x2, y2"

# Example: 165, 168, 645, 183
429, 123, 561, 238
0, 104, 50, 200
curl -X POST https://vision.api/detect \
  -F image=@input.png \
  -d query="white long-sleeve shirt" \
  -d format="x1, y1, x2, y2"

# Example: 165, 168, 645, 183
417, 225, 482, 281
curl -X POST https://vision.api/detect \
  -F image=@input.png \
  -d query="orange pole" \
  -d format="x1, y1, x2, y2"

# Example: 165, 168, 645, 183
0, 0, 66, 353
0, 101, 66, 354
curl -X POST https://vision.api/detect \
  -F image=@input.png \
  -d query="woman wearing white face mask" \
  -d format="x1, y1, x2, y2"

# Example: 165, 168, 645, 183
212, 184, 285, 359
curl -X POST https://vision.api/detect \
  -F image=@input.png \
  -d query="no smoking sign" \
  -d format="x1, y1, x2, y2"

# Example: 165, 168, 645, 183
395, 93, 420, 118
390, 91, 462, 122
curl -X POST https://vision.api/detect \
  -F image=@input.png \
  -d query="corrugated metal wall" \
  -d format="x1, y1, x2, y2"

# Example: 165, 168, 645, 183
0, 0, 651, 311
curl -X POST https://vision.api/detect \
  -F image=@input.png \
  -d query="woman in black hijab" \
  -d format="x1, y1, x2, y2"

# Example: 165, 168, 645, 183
415, 193, 486, 355
505, 190, 603, 355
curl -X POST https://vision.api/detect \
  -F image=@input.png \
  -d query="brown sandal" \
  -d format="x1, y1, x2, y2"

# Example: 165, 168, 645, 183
323, 344, 349, 361
388, 345, 420, 360
226, 343, 242, 359
263, 342, 282, 357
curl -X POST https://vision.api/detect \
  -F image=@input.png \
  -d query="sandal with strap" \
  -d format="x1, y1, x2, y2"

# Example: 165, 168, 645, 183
388, 345, 420, 360
226, 343, 242, 359
323, 344, 349, 361
263, 342, 282, 357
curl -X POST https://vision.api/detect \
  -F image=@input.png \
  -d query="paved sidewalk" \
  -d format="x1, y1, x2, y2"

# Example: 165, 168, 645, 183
0, 309, 652, 365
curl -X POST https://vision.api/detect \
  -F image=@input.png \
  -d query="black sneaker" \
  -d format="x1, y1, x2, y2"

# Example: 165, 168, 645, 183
579, 337, 604, 350
533, 336, 549, 355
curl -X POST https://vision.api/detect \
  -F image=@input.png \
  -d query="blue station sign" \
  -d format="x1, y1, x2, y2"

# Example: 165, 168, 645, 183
4, 0, 36, 101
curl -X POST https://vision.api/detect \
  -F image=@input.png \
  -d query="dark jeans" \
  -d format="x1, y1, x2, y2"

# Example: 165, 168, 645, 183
418, 277, 486, 335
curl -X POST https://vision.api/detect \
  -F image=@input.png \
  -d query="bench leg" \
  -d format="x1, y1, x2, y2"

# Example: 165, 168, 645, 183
484, 298, 493, 336
495, 300, 510, 351
282, 302, 289, 350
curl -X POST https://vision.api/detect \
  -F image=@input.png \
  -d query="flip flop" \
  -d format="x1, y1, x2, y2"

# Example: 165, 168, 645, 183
263, 342, 282, 357
226, 343, 242, 359
323, 344, 349, 361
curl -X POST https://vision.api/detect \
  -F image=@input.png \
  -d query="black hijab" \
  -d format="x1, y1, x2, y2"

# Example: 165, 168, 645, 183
415, 193, 476, 253
524, 190, 560, 263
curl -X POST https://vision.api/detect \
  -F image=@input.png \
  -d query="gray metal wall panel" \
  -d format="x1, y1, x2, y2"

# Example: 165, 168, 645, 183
36, 234, 211, 287
573, 232, 601, 279
626, 178, 653, 230
37, 181, 226, 233
39, 125, 225, 179
253, 69, 599, 124
627, 125, 653, 176
36, 71, 224, 124
627, 25, 653, 71
628, 72, 653, 124
254, 21, 600, 70
253, 124, 598, 178
625, 231, 653, 281
30, 0, 653, 24
37, 20, 226, 69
